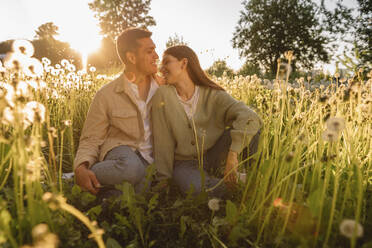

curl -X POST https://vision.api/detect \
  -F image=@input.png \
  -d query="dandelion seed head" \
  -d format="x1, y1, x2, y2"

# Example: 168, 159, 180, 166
64, 119, 72, 126
3, 52, 27, 71
60, 59, 70, 67
326, 117, 345, 133
322, 129, 339, 142
12, 40, 34, 57
339, 219, 363, 239
67, 64, 76, 72
24, 101, 46, 125
23, 58, 43, 78
208, 198, 220, 211
16, 81, 30, 99
2, 107, 14, 124
42, 57, 51, 66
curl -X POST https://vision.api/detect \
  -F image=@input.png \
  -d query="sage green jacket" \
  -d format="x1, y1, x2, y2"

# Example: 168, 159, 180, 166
152, 85, 262, 180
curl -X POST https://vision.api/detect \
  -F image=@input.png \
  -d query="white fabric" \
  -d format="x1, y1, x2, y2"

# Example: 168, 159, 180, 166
175, 85, 200, 119
128, 77, 158, 164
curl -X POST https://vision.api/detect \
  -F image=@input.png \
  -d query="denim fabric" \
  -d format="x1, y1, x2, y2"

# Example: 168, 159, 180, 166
91, 145, 149, 194
173, 129, 260, 198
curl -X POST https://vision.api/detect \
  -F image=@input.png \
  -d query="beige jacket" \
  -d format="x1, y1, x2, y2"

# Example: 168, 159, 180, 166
73, 74, 153, 170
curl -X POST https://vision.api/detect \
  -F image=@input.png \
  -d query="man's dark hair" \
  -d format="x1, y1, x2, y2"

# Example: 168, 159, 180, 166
116, 28, 152, 64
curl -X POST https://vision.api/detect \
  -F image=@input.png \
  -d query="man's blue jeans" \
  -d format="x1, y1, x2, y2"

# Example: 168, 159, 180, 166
91, 145, 149, 194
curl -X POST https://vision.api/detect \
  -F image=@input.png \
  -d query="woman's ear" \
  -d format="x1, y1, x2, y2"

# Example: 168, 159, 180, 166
181, 58, 188, 70
126, 51, 136, 65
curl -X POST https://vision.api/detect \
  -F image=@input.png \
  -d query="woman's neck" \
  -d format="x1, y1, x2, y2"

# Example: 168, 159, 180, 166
174, 77, 196, 101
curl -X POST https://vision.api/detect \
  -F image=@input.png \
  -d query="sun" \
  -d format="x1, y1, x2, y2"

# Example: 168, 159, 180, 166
70, 38, 101, 70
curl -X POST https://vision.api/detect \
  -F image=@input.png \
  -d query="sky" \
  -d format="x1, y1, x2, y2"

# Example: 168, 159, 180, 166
0, 0, 359, 72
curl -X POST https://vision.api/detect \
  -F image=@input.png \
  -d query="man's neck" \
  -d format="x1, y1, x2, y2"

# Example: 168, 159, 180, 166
124, 69, 152, 101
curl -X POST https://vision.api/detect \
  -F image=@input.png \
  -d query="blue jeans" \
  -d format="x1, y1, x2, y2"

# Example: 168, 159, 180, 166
173, 129, 260, 198
91, 145, 149, 194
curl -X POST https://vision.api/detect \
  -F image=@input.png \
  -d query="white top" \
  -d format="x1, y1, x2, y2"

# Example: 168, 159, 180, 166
128, 77, 158, 164
175, 85, 200, 119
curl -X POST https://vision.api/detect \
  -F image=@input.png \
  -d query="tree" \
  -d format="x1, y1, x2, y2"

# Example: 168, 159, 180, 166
33, 23, 81, 67
354, 0, 372, 64
232, 0, 352, 73
34, 22, 59, 40
206, 59, 235, 78
165, 33, 188, 48
237, 61, 261, 77
88, 0, 156, 40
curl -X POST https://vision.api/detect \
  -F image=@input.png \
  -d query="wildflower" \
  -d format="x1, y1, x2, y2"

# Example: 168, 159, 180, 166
60, 59, 70, 67
322, 129, 339, 142
326, 117, 345, 133
55, 64, 61, 69
32, 223, 49, 241
339, 219, 363, 239
334, 73, 340, 79
3, 52, 27, 70
67, 64, 76, 72
2, 107, 14, 124
208, 198, 220, 211
285, 151, 295, 162
48, 127, 58, 138
273, 198, 284, 207
23, 58, 44, 77
89, 66, 96, 72
63, 119, 72, 126
16, 81, 31, 99
284, 50, 293, 60
41, 57, 51, 66
12, 40, 34, 57
23, 102, 46, 128
1, 82, 15, 107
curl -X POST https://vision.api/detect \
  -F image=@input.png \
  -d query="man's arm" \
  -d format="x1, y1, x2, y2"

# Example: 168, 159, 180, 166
74, 91, 109, 194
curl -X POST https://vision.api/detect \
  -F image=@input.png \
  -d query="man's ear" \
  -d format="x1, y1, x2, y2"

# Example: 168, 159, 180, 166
181, 58, 188, 70
126, 51, 136, 65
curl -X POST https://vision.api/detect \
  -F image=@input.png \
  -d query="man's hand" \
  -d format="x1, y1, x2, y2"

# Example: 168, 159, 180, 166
75, 162, 101, 195
224, 151, 239, 187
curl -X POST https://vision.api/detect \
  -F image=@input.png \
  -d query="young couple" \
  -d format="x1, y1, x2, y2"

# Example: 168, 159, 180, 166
74, 28, 262, 198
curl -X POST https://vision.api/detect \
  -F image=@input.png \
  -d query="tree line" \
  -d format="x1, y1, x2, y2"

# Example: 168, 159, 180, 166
1, 0, 370, 75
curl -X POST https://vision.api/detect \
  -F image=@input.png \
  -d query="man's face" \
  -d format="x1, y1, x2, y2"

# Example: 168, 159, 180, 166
134, 37, 159, 75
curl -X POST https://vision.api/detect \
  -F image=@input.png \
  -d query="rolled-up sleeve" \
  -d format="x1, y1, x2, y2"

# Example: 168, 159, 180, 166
217, 91, 262, 153
73, 91, 109, 170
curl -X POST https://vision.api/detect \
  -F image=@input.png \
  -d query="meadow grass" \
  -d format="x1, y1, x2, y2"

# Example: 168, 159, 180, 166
0, 41, 371, 247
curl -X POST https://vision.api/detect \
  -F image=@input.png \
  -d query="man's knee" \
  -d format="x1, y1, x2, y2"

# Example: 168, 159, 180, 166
116, 159, 145, 185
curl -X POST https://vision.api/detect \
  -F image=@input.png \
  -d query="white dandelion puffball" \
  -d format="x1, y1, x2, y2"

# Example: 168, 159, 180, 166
322, 129, 339, 142
208, 198, 220, 211
12, 39, 34, 57
24, 101, 46, 125
339, 219, 363, 239
326, 117, 345, 133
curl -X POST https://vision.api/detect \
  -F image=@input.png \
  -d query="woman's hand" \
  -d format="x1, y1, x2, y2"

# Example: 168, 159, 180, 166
224, 151, 239, 186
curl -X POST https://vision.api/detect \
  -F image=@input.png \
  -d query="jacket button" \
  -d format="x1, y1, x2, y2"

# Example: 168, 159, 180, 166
191, 140, 195, 145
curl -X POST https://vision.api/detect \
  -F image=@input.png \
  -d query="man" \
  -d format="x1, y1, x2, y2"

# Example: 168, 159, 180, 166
74, 28, 160, 195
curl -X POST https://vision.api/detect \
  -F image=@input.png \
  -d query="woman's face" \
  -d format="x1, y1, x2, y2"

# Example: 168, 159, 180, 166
160, 54, 184, 85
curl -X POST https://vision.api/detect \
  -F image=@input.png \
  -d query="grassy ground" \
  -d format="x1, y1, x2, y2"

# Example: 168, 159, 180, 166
0, 45, 371, 247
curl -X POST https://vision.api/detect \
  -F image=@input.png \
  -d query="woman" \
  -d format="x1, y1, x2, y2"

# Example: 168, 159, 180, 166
152, 45, 262, 197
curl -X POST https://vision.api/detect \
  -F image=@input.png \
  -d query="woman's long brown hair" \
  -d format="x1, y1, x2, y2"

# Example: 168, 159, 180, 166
164, 45, 225, 91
